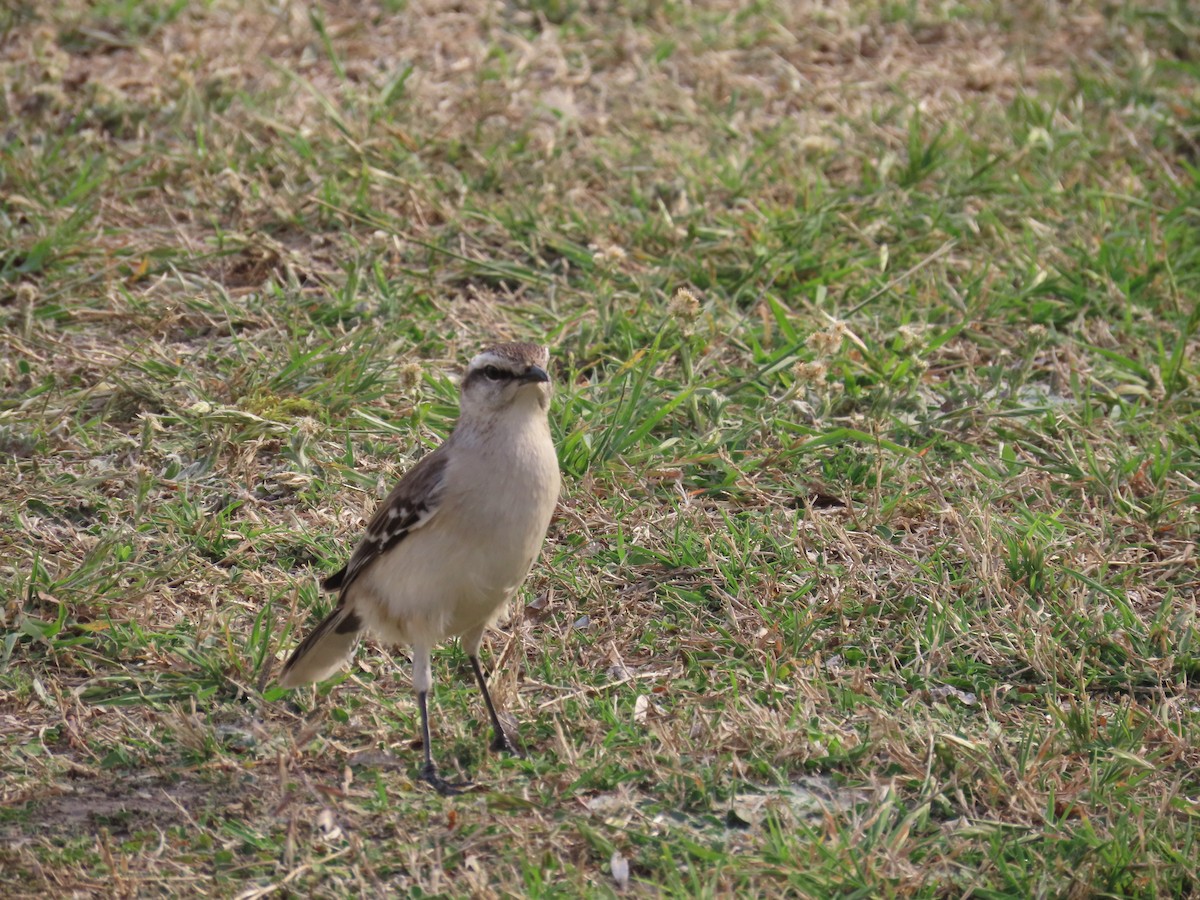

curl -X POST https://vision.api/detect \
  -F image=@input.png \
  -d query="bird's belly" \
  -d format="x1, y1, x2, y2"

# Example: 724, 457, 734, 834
355, 519, 541, 646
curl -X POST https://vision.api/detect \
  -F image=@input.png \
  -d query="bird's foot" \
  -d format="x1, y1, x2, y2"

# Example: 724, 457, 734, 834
419, 762, 472, 796
490, 730, 524, 757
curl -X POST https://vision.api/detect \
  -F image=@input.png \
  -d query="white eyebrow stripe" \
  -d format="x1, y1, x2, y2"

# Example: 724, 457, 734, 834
467, 351, 513, 371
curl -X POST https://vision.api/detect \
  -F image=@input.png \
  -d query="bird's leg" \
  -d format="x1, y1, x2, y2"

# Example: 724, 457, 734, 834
469, 654, 522, 756
416, 689, 469, 795
412, 644, 470, 795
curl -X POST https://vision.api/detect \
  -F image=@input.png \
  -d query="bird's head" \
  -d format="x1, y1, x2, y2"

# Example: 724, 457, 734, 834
460, 342, 552, 418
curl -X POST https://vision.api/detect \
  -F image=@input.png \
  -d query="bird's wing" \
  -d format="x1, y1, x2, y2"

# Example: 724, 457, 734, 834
323, 445, 450, 594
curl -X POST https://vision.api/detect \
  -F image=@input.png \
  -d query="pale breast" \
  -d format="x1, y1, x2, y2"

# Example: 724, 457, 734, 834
355, 419, 558, 646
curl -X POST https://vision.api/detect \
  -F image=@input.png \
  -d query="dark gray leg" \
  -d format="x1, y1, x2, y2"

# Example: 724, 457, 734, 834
417, 690, 469, 795
469, 655, 521, 756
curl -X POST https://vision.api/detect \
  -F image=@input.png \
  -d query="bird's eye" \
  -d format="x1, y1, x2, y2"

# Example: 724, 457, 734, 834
483, 365, 505, 381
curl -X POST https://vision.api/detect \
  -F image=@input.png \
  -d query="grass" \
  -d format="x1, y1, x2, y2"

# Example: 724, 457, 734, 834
2, 0, 1199, 895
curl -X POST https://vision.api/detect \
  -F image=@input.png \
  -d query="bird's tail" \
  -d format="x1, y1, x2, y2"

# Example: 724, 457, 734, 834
279, 604, 363, 688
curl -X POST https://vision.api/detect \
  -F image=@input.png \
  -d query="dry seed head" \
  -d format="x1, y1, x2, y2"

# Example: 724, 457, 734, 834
15, 283, 38, 339
669, 287, 701, 321
896, 324, 925, 352
590, 243, 627, 266
805, 327, 843, 357
791, 360, 828, 385
14, 282, 38, 307
397, 362, 423, 391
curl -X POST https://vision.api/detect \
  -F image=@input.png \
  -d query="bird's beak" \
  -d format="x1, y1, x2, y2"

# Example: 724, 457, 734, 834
519, 365, 550, 384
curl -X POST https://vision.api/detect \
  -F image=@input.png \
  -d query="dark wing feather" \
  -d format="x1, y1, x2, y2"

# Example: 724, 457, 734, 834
322, 565, 348, 592
326, 445, 450, 594
278, 604, 363, 687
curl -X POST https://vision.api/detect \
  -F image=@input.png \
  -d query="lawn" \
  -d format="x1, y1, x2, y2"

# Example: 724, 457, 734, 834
2, 0, 1199, 896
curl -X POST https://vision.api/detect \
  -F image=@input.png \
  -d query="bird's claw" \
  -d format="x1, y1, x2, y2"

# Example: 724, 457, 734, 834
420, 762, 472, 796
490, 731, 523, 757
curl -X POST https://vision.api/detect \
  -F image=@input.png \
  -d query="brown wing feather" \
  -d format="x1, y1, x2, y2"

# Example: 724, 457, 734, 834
327, 443, 451, 595
283, 445, 451, 687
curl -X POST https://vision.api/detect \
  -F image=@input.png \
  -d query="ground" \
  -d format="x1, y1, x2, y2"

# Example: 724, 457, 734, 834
1, 0, 1198, 896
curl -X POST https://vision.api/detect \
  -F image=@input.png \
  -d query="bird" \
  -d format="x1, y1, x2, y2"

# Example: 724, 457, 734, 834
279, 342, 560, 794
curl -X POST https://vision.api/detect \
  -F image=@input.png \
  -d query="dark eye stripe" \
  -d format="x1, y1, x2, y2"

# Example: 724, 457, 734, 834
464, 364, 514, 387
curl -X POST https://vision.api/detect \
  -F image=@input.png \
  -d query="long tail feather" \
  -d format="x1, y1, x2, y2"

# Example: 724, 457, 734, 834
279, 605, 362, 688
